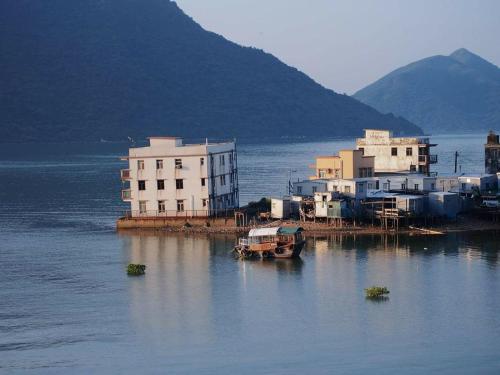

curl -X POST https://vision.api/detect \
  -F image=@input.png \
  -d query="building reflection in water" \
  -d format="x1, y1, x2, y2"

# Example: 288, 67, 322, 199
118, 230, 499, 356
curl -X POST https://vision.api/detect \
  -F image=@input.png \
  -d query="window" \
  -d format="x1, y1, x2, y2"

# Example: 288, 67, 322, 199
359, 147, 364, 155
402, 183, 406, 190
176, 200, 184, 212
367, 168, 373, 177
414, 184, 419, 191
431, 183, 435, 190
139, 201, 147, 214
297, 186, 303, 194
406, 147, 413, 156
137, 160, 145, 170
334, 169, 340, 178
157, 180, 165, 190
175, 159, 182, 169
376, 181, 380, 189
201, 178, 206, 187
220, 175, 226, 186
391, 147, 398, 156
202, 198, 208, 208
312, 186, 317, 193
156, 159, 163, 170
319, 169, 326, 178
344, 186, 351, 193
229, 153, 233, 164
176, 179, 183, 189
410, 164, 416, 172
220, 155, 225, 166
357, 183, 364, 193
331, 185, 338, 192
383, 183, 389, 191
200, 157, 204, 166
230, 173, 234, 183
158, 200, 166, 213
461, 183, 466, 191
138, 180, 146, 191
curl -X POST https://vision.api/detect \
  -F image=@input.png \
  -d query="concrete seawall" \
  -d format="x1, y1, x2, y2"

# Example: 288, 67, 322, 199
116, 216, 238, 230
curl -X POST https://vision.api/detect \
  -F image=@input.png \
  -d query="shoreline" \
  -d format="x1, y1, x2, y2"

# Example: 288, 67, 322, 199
116, 216, 500, 236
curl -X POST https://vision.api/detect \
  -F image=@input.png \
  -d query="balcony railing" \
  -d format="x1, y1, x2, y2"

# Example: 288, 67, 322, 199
123, 208, 237, 219
418, 154, 438, 164
121, 189, 132, 200
121, 169, 131, 180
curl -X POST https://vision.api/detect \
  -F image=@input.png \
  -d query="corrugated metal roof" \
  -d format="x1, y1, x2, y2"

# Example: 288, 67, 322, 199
248, 226, 303, 237
248, 227, 280, 237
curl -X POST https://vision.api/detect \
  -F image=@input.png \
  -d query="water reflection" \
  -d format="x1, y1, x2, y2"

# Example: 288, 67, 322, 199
306, 232, 500, 267
115, 230, 500, 374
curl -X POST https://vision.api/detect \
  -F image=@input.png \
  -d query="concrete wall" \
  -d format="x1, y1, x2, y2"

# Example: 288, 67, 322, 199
356, 129, 433, 174
123, 138, 238, 217
116, 216, 237, 229
311, 150, 374, 179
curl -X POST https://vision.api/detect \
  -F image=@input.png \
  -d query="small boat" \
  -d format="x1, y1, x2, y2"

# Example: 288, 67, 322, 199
235, 226, 305, 259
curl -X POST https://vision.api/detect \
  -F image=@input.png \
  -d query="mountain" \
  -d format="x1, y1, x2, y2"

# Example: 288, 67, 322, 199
0, 0, 421, 143
354, 48, 500, 134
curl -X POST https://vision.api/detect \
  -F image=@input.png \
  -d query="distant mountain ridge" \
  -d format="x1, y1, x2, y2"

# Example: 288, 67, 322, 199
0, 0, 421, 143
353, 48, 500, 134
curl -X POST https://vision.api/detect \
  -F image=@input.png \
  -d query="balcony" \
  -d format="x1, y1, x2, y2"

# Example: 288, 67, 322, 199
121, 189, 132, 201
121, 169, 131, 180
418, 154, 438, 164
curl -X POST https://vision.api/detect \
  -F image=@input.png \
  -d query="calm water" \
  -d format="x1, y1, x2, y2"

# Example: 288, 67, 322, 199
1, 135, 499, 374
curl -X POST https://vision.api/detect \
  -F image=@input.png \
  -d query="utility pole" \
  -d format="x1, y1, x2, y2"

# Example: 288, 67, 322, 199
454, 151, 459, 174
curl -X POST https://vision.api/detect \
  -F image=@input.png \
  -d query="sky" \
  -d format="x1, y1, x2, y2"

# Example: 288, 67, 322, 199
175, 0, 500, 94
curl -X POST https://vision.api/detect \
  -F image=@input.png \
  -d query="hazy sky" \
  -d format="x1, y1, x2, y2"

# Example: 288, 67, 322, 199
175, 0, 500, 94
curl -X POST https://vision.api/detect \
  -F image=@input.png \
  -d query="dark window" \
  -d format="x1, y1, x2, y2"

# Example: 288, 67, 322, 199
200, 157, 204, 166
220, 175, 226, 186
202, 199, 208, 207
138, 180, 146, 191
175, 159, 182, 169
156, 159, 163, 169
176, 200, 184, 212
157, 180, 165, 190
158, 201, 166, 213
201, 178, 206, 187
137, 160, 145, 170
176, 179, 183, 189
414, 184, 419, 190
391, 147, 398, 156
359, 147, 364, 155
406, 147, 413, 156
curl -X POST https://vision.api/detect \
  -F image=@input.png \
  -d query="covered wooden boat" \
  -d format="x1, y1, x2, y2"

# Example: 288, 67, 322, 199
235, 226, 305, 259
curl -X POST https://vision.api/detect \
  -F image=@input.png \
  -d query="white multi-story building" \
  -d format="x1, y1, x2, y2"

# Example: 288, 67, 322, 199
121, 137, 239, 217
356, 129, 437, 175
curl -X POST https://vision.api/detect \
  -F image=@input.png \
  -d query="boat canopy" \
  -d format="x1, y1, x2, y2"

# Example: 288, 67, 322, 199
279, 227, 303, 234
248, 227, 280, 237
248, 227, 303, 237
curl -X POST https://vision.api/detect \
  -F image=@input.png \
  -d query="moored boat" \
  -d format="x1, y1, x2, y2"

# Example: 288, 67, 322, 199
235, 226, 305, 259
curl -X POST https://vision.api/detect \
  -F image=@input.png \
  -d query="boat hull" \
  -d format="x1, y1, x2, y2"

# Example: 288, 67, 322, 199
235, 240, 305, 259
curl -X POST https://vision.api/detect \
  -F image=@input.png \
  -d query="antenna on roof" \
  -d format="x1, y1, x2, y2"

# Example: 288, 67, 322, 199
206, 138, 208, 145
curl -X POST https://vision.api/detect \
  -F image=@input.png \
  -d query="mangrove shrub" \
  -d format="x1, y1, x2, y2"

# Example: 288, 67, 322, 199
127, 264, 146, 276
365, 286, 390, 298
